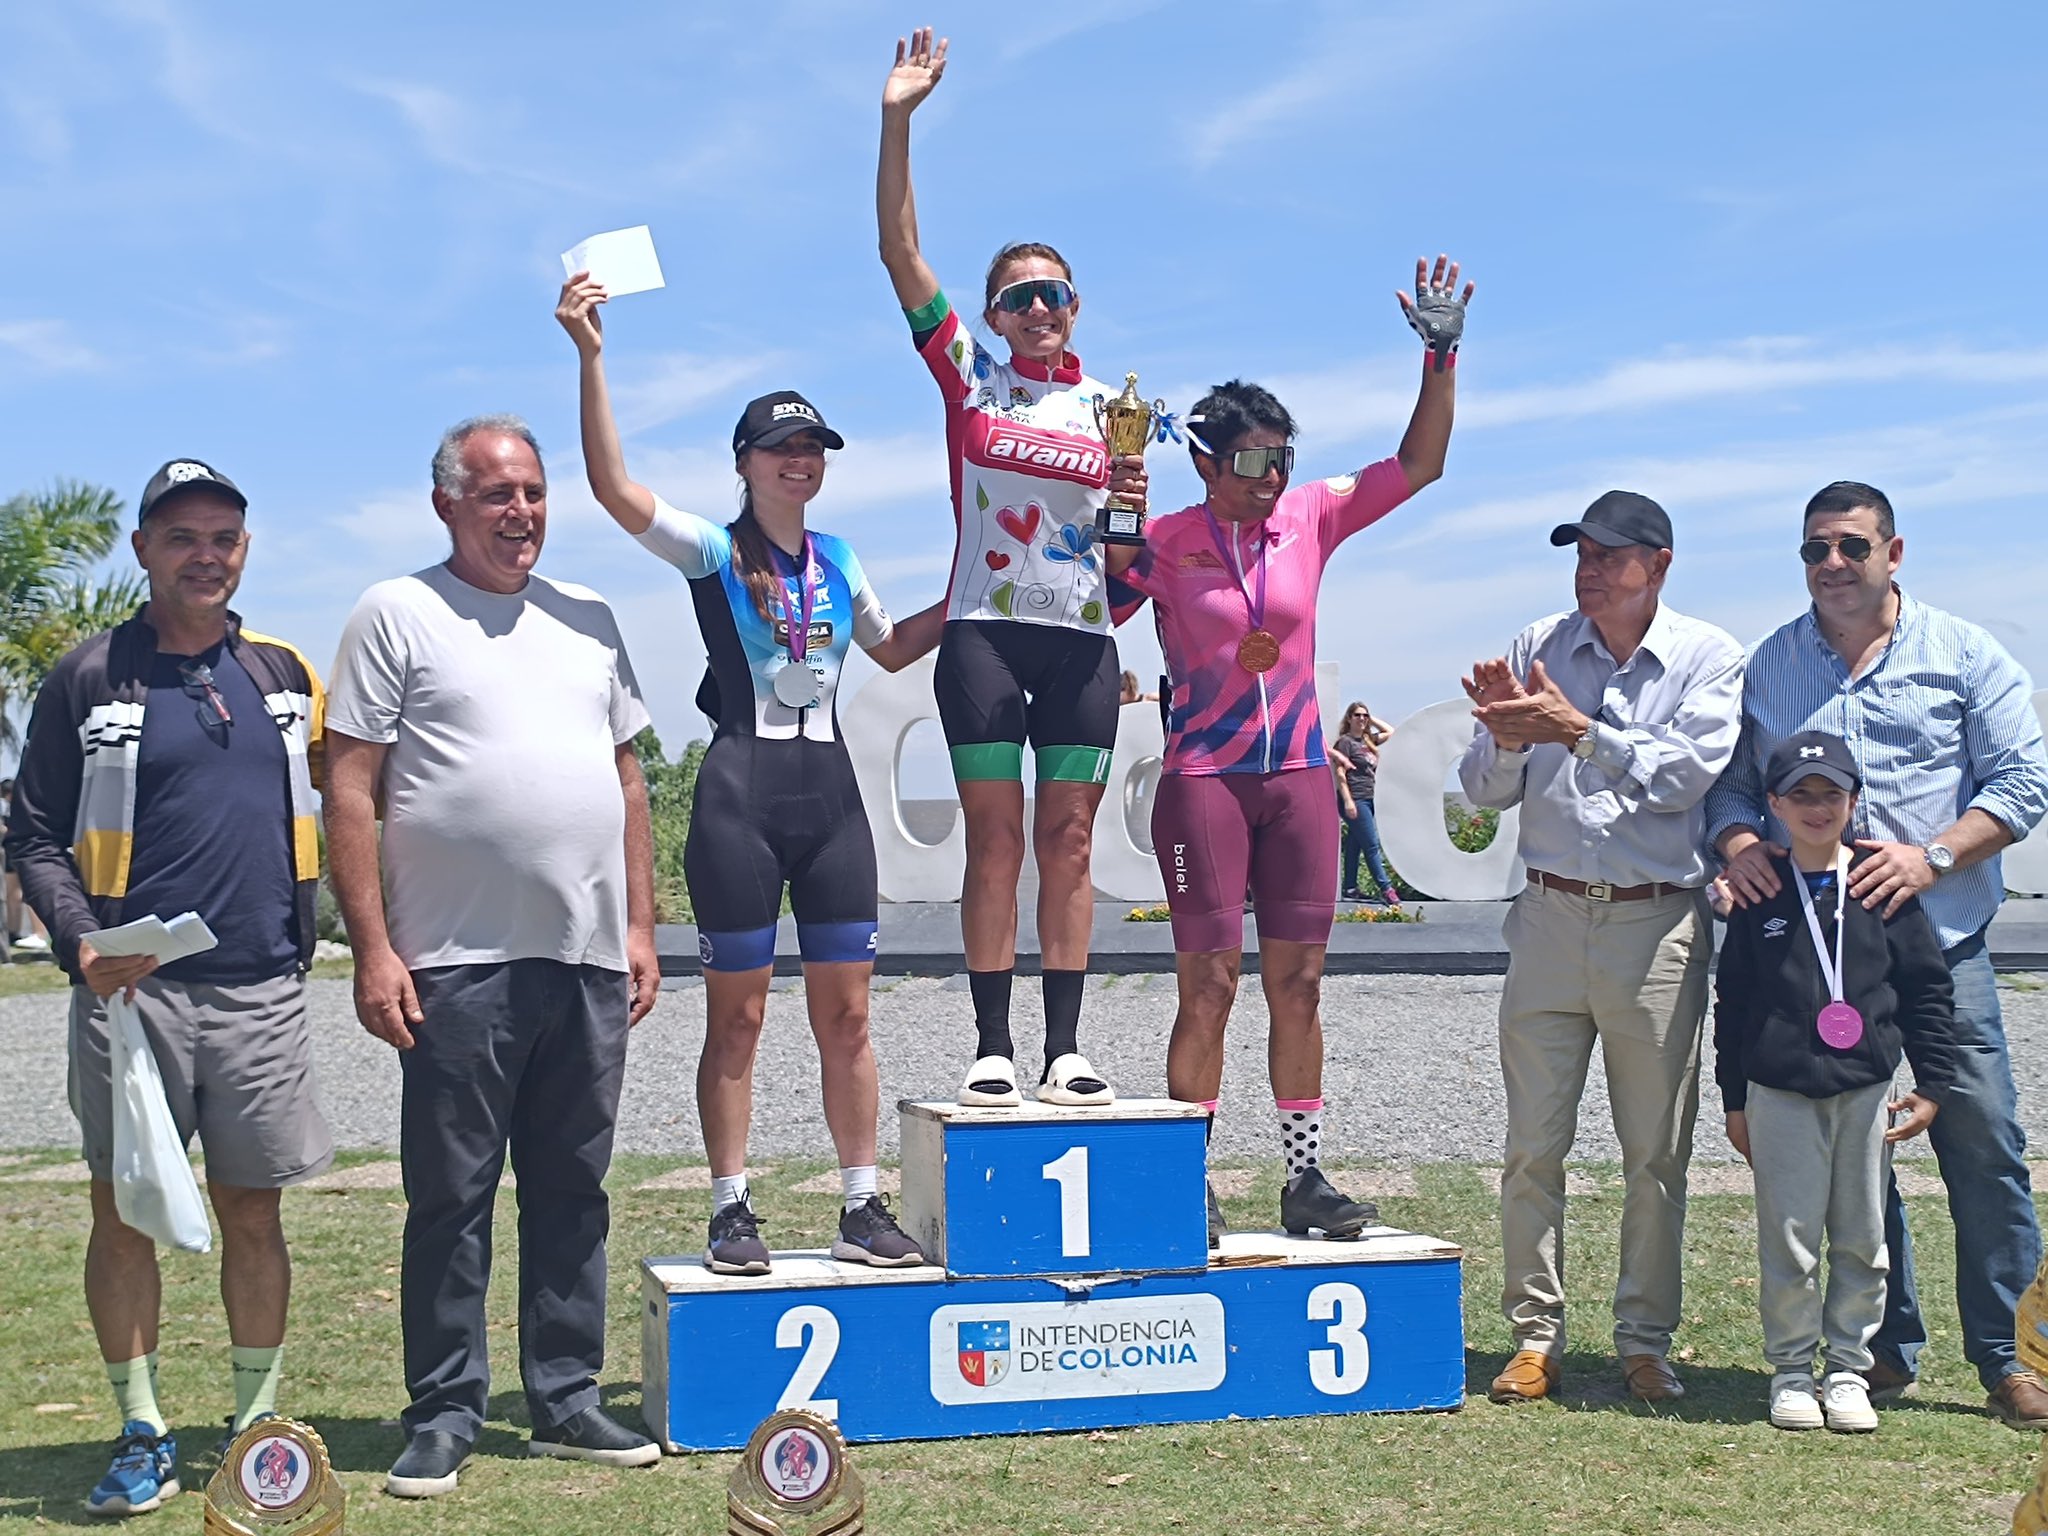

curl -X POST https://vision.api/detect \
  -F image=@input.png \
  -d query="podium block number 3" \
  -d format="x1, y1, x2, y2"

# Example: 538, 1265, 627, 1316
775, 1304, 841, 1419
1041, 1147, 1091, 1257
1306, 1282, 1370, 1396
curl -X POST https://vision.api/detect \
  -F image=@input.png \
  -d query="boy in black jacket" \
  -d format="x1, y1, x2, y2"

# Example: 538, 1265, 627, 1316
1713, 730, 1958, 1434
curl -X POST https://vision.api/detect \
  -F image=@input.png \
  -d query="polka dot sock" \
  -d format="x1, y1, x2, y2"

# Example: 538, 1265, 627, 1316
1277, 1097, 1323, 1179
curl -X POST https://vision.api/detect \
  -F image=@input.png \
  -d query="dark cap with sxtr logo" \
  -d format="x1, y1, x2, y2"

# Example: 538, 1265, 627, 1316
732, 392, 846, 456
137, 459, 248, 525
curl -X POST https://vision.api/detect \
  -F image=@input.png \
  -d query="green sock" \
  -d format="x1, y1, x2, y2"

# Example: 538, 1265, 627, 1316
231, 1345, 284, 1431
108, 1353, 166, 1435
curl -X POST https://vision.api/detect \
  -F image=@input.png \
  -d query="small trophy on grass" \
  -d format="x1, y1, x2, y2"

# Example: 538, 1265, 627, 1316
727, 1409, 865, 1535
203, 1419, 345, 1536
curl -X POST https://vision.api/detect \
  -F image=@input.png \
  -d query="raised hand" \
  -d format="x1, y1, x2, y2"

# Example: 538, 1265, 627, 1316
1460, 657, 1525, 709
1398, 254, 1475, 372
1471, 659, 1590, 748
556, 272, 609, 357
884, 25, 949, 112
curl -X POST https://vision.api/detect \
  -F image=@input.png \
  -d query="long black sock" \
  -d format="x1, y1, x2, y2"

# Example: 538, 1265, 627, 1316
969, 969, 1014, 1060
1041, 968, 1085, 1070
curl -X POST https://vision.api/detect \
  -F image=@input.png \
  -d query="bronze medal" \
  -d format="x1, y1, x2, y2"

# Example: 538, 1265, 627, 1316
1236, 629, 1280, 673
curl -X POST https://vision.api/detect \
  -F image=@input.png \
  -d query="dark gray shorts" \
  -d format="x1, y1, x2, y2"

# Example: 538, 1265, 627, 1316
69, 972, 335, 1189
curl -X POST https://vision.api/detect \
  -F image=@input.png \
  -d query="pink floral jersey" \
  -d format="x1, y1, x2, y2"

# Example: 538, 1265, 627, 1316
1117, 459, 1412, 775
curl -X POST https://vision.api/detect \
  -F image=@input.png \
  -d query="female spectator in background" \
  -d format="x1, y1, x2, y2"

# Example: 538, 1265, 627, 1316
1331, 704, 1399, 905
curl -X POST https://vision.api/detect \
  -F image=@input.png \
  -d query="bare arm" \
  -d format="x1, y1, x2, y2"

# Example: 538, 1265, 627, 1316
557, 276, 657, 534
865, 598, 948, 673
877, 27, 947, 309
1393, 256, 1472, 493
1331, 752, 1356, 812
617, 742, 659, 1025
323, 731, 423, 1050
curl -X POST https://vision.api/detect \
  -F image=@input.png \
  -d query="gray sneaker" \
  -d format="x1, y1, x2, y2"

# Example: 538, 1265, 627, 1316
1280, 1167, 1378, 1239
705, 1198, 771, 1275
831, 1195, 925, 1267
1206, 1181, 1227, 1248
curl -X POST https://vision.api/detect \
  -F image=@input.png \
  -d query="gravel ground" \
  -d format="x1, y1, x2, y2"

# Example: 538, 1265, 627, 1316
9, 973, 2048, 1165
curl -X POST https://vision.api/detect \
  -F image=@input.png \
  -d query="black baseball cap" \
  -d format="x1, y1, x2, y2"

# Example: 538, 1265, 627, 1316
1767, 730, 1861, 796
137, 459, 248, 525
1550, 490, 1673, 551
732, 391, 845, 456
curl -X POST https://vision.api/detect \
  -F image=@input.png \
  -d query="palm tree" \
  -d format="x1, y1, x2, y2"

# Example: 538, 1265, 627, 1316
0, 480, 146, 745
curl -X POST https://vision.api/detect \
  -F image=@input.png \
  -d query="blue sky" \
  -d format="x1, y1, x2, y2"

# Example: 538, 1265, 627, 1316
6, 0, 2048, 772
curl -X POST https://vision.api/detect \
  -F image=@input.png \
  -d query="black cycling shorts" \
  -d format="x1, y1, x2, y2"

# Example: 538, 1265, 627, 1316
685, 735, 878, 970
932, 619, 1120, 783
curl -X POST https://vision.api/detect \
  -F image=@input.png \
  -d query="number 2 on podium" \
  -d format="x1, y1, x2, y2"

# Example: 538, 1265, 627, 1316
775, 1304, 840, 1419
1041, 1146, 1091, 1257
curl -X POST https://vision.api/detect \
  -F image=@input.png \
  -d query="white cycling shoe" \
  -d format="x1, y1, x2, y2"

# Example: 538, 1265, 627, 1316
1037, 1053, 1114, 1107
958, 1055, 1022, 1108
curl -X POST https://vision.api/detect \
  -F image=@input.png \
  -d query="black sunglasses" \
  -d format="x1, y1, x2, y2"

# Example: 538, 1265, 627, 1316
177, 658, 233, 732
1798, 534, 1879, 566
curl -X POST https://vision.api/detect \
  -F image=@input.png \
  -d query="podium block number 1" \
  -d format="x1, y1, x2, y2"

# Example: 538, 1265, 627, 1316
1306, 1282, 1370, 1396
775, 1304, 841, 1419
1041, 1147, 1091, 1257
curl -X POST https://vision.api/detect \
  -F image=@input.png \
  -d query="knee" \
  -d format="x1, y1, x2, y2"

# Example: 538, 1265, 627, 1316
1178, 969, 1239, 1032
1263, 965, 1323, 1021
703, 1009, 767, 1068
966, 813, 1027, 876
89, 1187, 157, 1256
208, 1185, 284, 1244
1034, 809, 1095, 871
811, 1003, 873, 1058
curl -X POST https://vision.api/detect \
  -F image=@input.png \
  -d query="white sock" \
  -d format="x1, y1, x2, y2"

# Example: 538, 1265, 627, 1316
841, 1165, 878, 1213
711, 1173, 749, 1213
1278, 1098, 1324, 1179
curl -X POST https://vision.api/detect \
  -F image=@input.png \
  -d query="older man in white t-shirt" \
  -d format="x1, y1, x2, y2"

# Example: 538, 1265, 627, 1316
324, 415, 662, 1498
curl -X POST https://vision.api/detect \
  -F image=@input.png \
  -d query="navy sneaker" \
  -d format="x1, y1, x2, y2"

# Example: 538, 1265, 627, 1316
86, 1421, 179, 1517
386, 1429, 472, 1499
529, 1406, 660, 1466
831, 1195, 924, 1267
705, 1197, 772, 1275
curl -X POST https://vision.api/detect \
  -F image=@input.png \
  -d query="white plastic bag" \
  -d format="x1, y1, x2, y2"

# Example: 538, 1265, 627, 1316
108, 993, 212, 1253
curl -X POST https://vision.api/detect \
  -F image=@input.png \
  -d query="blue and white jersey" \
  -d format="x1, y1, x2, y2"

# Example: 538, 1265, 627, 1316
637, 496, 890, 743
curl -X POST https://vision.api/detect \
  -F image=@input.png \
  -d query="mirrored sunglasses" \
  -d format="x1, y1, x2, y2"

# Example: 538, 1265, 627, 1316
1229, 446, 1294, 479
991, 277, 1077, 314
1798, 534, 1878, 566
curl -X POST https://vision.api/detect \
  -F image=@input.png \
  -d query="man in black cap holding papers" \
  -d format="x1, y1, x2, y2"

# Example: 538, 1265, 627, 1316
5, 458, 332, 1515
1456, 490, 1745, 1405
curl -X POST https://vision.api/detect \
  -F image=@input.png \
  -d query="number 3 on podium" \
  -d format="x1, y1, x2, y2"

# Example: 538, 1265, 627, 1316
1307, 1282, 1370, 1395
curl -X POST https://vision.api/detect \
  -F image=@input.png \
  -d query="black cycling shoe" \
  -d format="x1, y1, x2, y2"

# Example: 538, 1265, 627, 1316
529, 1406, 661, 1466
705, 1198, 772, 1275
1206, 1180, 1227, 1248
1280, 1167, 1379, 1239
386, 1430, 473, 1499
211, 1412, 279, 1463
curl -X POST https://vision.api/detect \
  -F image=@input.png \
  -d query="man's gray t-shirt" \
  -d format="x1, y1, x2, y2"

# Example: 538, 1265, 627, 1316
325, 563, 651, 972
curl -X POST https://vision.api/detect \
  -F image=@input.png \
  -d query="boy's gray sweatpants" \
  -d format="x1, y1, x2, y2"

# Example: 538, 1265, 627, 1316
1748, 1078, 1893, 1375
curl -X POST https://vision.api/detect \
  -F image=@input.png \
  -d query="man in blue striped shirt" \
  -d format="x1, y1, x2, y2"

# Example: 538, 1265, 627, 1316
1705, 480, 2048, 1429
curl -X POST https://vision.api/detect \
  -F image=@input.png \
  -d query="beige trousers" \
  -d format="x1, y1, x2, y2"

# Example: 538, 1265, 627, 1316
1498, 883, 1710, 1359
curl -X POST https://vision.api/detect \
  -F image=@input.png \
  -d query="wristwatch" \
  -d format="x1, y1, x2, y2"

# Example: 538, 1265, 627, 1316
1923, 843, 1956, 877
1571, 723, 1599, 760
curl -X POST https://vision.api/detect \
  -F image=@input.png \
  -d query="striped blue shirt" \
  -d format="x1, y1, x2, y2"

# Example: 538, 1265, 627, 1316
1702, 588, 2048, 948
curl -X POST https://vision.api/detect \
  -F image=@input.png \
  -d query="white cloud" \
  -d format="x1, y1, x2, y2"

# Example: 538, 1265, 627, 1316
0, 319, 104, 371
611, 351, 786, 437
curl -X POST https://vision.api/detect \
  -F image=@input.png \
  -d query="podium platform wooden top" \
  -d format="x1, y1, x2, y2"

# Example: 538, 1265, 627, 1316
643, 1227, 1462, 1294
898, 1097, 1207, 1125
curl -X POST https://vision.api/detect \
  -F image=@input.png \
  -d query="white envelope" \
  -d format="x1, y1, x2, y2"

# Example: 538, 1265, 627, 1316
560, 225, 666, 297
85, 911, 219, 964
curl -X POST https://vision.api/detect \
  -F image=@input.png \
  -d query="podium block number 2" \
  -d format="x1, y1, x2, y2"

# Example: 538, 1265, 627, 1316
775, 1305, 841, 1419
1306, 1282, 1370, 1396
1041, 1147, 1091, 1257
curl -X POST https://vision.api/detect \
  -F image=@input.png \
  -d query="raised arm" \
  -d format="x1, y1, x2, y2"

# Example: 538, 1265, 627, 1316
877, 26, 948, 310
556, 273, 657, 534
1393, 255, 1472, 493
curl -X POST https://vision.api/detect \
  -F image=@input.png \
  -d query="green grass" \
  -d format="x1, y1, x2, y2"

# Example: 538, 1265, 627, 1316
0, 1155, 2038, 1534
0, 955, 354, 997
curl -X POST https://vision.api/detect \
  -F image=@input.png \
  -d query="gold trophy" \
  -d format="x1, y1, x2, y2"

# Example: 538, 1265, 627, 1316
1091, 371, 1166, 547
727, 1409, 865, 1535
203, 1419, 345, 1536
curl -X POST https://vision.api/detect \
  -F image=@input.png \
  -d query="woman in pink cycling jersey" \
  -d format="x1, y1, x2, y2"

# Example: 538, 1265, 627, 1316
878, 26, 1147, 1110
1109, 257, 1471, 1244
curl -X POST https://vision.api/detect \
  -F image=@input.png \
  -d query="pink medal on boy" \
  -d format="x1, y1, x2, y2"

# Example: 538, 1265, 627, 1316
1796, 846, 1864, 1050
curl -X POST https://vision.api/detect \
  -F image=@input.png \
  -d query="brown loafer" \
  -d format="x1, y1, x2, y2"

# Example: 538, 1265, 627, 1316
1990, 1369, 2048, 1430
1622, 1353, 1685, 1403
1488, 1349, 1561, 1403
1861, 1355, 1919, 1403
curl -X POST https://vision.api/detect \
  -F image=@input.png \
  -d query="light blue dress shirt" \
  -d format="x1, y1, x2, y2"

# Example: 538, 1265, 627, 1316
1702, 588, 2048, 949
1459, 605, 1746, 889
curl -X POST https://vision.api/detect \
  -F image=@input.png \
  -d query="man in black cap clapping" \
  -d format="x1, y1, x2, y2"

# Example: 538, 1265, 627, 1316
1454, 489, 1746, 1406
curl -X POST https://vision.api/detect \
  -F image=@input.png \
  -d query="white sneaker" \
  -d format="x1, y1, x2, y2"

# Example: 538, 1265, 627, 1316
1821, 1371, 1878, 1433
12, 932, 48, 951
1769, 1371, 1824, 1430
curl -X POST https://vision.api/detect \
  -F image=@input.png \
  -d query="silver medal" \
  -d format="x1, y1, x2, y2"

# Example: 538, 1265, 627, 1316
773, 660, 822, 709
